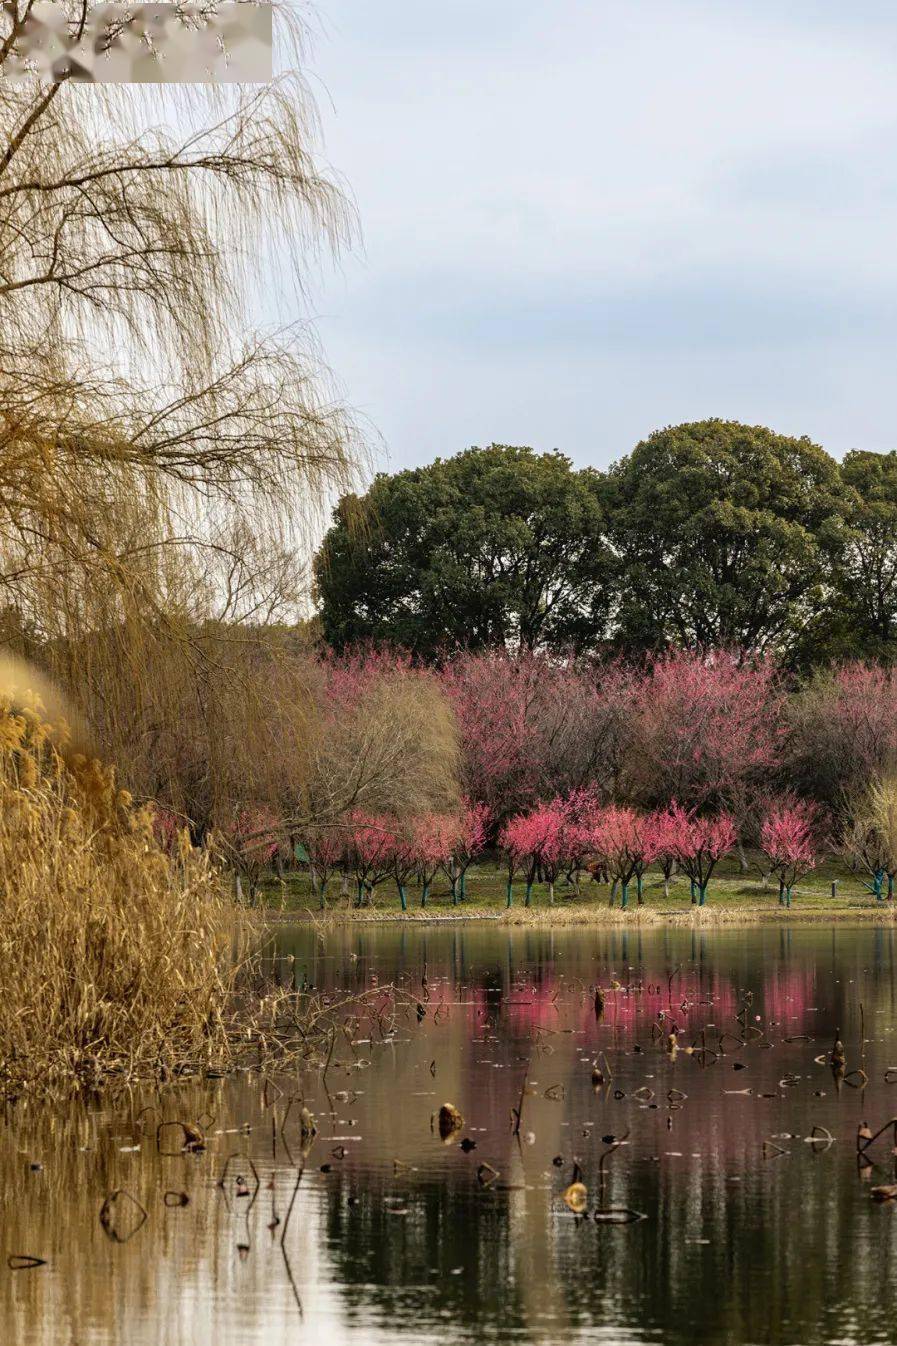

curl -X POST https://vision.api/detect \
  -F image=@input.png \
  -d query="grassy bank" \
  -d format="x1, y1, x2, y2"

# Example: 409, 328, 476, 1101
257, 854, 897, 925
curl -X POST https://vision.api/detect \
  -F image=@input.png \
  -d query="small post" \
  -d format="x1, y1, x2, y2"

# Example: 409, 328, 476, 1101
831, 880, 838, 899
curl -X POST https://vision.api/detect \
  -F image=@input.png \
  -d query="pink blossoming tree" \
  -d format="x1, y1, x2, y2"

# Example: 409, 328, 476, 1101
412, 813, 462, 908
302, 828, 348, 910
499, 802, 568, 907
348, 812, 396, 907
584, 805, 657, 909
663, 803, 737, 906
444, 799, 491, 905
760, 798, 818, 907
630, 651, 782, 866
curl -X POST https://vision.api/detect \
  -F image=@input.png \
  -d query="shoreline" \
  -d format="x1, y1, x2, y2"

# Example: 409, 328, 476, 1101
265, 901, 897, 928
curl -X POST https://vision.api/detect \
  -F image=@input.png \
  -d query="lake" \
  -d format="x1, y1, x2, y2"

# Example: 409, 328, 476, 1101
2, 922, 897, 1345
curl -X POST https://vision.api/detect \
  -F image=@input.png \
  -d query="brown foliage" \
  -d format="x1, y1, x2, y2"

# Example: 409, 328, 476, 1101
0, 678, 247, 1094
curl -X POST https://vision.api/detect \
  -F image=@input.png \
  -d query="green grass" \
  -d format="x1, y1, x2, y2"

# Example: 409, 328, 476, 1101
255, 852, 896, 923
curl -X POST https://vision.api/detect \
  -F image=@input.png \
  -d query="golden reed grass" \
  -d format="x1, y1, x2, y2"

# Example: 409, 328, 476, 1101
0, 683, 247, 1096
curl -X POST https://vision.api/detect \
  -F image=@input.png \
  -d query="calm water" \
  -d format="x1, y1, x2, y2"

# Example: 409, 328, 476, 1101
3, 922, 897, 1345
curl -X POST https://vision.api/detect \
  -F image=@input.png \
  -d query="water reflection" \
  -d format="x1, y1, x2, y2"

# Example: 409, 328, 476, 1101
3, 924, 897, 1344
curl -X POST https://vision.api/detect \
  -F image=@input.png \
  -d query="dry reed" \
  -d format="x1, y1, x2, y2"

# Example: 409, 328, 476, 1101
0, 687, 248, 1096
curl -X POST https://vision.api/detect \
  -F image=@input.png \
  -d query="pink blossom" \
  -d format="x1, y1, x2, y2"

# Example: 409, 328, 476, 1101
760, 798, 817, 901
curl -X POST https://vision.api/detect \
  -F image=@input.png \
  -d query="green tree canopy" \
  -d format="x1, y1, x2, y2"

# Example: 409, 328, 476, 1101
314, 444, 613, 657
603, 419, 848, 656
799, 449, 897, 664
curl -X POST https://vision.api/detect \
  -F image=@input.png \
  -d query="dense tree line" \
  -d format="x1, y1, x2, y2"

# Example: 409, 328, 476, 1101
216, 647, 897, 908
314, 421, 897, 667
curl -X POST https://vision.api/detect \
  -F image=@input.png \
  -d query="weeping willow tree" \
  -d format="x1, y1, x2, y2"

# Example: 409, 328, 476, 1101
0, 2, 410, 827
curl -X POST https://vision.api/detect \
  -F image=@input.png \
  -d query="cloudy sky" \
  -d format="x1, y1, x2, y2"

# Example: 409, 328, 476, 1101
296, 0, 897, 475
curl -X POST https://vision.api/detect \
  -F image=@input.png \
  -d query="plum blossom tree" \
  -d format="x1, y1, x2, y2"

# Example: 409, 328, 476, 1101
760, 799, 818, 907
555, 787, 601, 895
444, 799, 490, 905
302, 828, 347, 910
348, 812, 396, 908
412, 813, 462, 908
442, 652, 558, 823
499, 803, 567, 908
386, 827, 418, 913
441, 651, 634, 826
584, 806, 657, 909
645, 806, 683, 898
629, 651, 782, 866
663, 804, 736, 906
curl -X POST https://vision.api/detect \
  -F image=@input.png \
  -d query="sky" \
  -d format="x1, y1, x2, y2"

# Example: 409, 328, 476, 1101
288, 0, 897, 476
